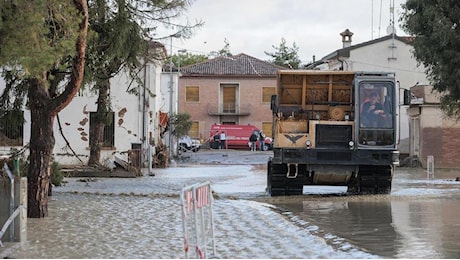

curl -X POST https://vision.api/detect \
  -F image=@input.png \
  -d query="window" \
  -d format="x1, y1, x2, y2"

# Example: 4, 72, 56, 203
0, 110, 24, 146
89, 112, 115, 148
358, 81, 395, 146
186, 86, 200, 102
221, 84, 237, 113
359, 83, 393, 129
262, 87, 276, 103
189, 121, 200, 138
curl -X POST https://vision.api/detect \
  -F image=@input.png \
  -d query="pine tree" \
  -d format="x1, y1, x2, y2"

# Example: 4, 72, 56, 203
0, 0, 89, 218
265, 38, 302, 69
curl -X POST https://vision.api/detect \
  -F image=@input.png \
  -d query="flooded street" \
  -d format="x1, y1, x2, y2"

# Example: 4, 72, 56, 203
265, 168, 460, 258
1, 150, 460, 258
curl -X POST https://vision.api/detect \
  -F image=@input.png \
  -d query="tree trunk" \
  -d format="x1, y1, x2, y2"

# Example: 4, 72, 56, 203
26, 0, 88, 218
27, 79, 55, 218
88, 78, 110, 166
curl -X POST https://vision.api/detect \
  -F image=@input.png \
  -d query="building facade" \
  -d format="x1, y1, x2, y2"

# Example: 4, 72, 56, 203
179, 53, 285, 142
407, 85, 460, 168
0, 43, 168, 168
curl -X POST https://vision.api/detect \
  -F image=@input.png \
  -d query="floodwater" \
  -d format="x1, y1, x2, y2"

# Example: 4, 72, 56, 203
0, 163, 372, 259
264, 168, 460, 258
1, 150, 460, 258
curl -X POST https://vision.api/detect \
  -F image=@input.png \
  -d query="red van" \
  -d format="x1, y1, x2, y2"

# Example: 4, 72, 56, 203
209, 124, 272, 150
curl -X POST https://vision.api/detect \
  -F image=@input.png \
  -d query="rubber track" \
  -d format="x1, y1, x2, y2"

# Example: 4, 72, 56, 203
268, 161, 303, 196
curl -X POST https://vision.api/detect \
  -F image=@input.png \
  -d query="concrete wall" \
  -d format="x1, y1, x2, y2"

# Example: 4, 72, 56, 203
54, 66, 158, 166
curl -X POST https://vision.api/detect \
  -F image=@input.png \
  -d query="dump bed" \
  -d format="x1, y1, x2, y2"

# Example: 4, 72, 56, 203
268, 70, 399, 196
274, 70, 355, 148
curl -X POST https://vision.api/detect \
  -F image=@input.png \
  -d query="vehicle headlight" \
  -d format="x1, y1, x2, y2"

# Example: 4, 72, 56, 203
306, 140, 311, 149
348, 140, 354, 149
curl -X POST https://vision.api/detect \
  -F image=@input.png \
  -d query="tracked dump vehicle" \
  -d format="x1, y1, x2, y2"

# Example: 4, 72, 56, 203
267, 70, 404, 196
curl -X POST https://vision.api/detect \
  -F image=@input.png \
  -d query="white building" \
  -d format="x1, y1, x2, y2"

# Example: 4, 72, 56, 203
0, 42, 178, 169
313, 29, 429, 154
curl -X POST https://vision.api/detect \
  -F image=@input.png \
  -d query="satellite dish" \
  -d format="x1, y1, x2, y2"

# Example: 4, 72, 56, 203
386, 25, 396, 35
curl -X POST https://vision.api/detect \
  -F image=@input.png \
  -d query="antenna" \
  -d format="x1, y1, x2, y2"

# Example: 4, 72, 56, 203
387, 0, 396, 35
378, 0, 383, 37
388, 0, 396, 59
371, 0, 373, 39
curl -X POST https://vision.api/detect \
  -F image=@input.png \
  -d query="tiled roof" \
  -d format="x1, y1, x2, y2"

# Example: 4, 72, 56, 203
180, 53, 286, 77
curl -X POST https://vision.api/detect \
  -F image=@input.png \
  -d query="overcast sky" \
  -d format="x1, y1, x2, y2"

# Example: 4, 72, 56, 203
165, 0, 407, 64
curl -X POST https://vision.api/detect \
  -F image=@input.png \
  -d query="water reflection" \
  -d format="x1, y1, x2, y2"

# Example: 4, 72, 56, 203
291, 200, 398, 257
272, 167, 460, 258
391, 197, 460, 258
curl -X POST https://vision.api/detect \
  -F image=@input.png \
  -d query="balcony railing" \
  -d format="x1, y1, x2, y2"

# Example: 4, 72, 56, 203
207, 103, 251, 116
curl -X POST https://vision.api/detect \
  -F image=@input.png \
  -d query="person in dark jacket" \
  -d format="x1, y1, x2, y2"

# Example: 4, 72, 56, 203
361, 92, 386, 127
213, 131, 220, 149
249, 131, 258, 152
258, 131, 265, 151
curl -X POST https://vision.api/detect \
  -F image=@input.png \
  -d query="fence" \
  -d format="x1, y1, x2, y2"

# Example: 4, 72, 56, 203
180, 182, 216, 259
0, 163, 27, 247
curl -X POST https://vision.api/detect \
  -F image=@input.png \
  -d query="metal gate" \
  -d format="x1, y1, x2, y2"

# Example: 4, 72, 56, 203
180, 182, 216, 259
1, 163, 27, 247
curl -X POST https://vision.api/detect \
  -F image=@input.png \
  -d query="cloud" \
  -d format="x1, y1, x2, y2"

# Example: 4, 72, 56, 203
171, 0, 407, 63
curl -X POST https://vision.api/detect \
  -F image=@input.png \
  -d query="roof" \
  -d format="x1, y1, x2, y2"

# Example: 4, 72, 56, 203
321, 34, 415, 61
180, 53, 286, 77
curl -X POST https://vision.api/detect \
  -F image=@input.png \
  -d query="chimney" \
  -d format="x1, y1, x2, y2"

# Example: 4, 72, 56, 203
340, 29, 353, 48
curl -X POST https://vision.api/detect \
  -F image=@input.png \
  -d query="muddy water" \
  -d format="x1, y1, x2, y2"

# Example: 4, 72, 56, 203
0, 164, 372, 259
267, 168, 460, 258
2, 160, 460, 258
2, 193, 370, 259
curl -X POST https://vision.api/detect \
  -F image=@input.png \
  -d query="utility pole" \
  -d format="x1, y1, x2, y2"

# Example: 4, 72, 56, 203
168, 35, 182, 160
168, 36, 174, 160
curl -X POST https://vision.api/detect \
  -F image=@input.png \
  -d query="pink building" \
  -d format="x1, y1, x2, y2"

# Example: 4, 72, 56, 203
179, 54, 285, 142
